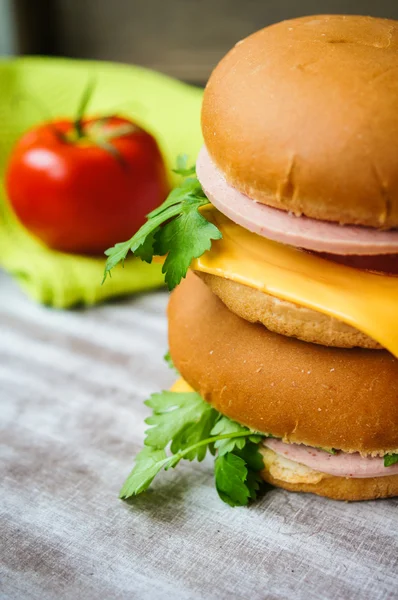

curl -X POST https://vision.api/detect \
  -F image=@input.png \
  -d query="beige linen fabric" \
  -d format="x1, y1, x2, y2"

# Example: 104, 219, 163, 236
1, 272, 397, 600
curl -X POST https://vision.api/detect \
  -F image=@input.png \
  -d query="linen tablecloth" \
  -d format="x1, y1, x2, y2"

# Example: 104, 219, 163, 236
1, 270, 397, 599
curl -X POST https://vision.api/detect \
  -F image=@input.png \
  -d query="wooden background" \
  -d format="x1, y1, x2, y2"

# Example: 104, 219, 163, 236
12, 0, 398, 83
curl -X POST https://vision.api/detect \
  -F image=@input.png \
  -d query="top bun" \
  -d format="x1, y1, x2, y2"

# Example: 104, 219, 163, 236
202, 15, 398, 228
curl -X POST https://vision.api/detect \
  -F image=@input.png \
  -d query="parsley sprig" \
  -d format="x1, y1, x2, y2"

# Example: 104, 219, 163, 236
163, 350, 177, 372
384, 453, 398, 467
119, 388, 266, 507
103, 156, 222, 290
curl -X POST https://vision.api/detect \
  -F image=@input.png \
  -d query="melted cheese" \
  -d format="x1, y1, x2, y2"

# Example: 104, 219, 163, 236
171, 378, 193, 393
191, 207, 398, 358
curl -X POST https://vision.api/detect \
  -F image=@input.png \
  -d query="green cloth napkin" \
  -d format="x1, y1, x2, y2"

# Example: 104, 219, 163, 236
0, 57, 203, 308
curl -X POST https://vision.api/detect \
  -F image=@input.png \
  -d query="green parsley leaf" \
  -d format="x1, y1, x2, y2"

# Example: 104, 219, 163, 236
245, 470, 264, 501
119, 446, 168, 499
103, 166, 222, 289
147, 176, 205, 220
213, 442, 266, 506
384, 453, 398, 467
119, 389, 267, 505
211, 417, 263, 456
163, 350, 178, 372
234, 441, 266, 472
172, 153, 196, 176
170, 409, 218, 461
318, 447, 337, 455
144, 391, 216, 455
214, 453, 251, 507
103, 201, 182, 278
212, 417, 253, 455
134, 228, 160, 263
155, 200, 222, 290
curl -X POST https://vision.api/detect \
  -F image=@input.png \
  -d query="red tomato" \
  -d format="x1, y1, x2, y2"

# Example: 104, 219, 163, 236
6, 116, 170, 254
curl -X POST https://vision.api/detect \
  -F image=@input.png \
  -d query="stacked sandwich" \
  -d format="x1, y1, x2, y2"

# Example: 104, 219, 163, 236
108, 15, 398, 505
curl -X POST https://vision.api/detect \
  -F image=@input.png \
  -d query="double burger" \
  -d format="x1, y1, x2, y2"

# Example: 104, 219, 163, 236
109, 15, 398, 504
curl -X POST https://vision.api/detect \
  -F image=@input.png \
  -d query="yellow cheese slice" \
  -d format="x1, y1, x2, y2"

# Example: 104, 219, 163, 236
191, 207, 398, 358
171, 378, 193, 393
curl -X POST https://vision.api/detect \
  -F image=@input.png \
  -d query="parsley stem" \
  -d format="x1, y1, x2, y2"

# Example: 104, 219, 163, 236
163, 431, 257, 469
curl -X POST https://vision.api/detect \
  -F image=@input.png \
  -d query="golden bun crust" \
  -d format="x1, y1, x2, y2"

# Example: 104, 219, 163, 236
168, 272, 398, 455
196, 271, 381, 349
202, 15, 398, 228
260, 467, 398, 501
259, 447, 397, 500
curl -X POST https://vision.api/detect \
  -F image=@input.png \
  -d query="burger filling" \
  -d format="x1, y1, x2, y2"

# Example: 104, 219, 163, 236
262, 438, 398, 481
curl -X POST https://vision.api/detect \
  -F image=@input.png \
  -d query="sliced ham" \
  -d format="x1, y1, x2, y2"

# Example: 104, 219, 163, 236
264, 439, 398, 479
196, 146, 398, 256
311, 252, 398, 275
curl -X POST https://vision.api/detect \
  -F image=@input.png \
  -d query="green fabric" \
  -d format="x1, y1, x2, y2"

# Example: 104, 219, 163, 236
0, 57, 203, 308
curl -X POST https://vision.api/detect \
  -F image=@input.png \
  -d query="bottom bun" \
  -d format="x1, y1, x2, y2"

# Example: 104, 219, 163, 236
260, 447, 398, 501
168, 272, 398, 456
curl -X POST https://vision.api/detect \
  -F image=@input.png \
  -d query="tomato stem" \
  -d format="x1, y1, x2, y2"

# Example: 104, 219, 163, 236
66, 79, 138, 166
73, 77, 97, 139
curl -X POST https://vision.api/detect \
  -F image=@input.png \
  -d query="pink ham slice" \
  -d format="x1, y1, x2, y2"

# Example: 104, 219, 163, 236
196, 146, 398, 256
264, 439, 398, 479
312, 252, 398, 275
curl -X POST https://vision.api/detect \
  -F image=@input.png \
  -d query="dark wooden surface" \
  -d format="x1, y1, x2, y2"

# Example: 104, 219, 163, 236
15, 0, 398, 83
1, 270, 398, 599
